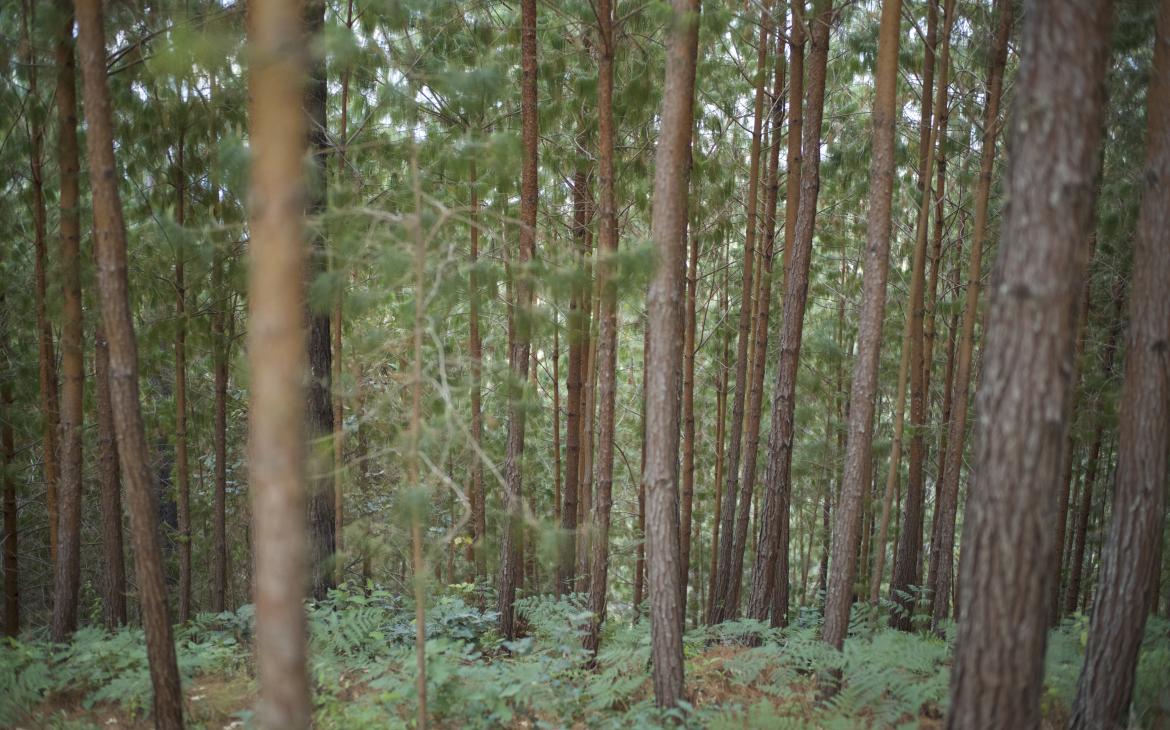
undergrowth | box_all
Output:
[2,585,1167,728]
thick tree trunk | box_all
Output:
[1071,28,1169,714]
[586,0,619,654]
[498,0,538,640]
[945,1,1113,726]
[889,0,954,631]
[51,0,84,643]
[76,0,184,724]
[246,0,313,725]
[643,0,699,707]
[816,0,901,647]
[926,0,1012,635]
[95,325,127,628]
[304,0,336,602]
[709,0,769,624]
[746,0,833,627]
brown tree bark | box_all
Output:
[561,162,592,593]
[50,0,85,643]
[76,0,184,723]
[815,0,901,648]
[304,0,336,602]
[174,132,192,623]
[633,324,649,615]
[927,0,1012,635]
[746,0,833,627]
[95,324,127,628]
[469,158,486,578]
[246,0,313,725]
[730,7,787,615]
[24,0,60,573]
[586,0,619,654]
[889,0,954,631]
[498,0,538,640]
[706,235,731,609]
[1071,13,1169,721]
[2,296,16,637]
[945,0,1113,726]
[643,0,699,706]
[709,0,769,624]
[211,251,229,613]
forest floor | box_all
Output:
[4,587,1168,729]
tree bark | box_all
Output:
[95,324,127,628]
[212,251,229,613]
[889,0,954,631]
[498,0,538,640]
[709,0,769,624]
[945,0,1113,726]
[926,0,1012,635]
[174,132,192,623]
[304,0,336,602]
[586,0,619,654]
[468,159,485,578]
[2,296,16,637]
[76,0,184,724]
[706,235,731,610]
[643,0,699,707]
[1071,11,1169,718]
[731,7,786,616]
[246,0,313,724]
[746,0,833,627]
[816,0,901,647]
[51,0,85,643]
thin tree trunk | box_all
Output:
[889,0,955,631]
[709,0,769,624]
[174,131,192,623]
[945,0,1113,725]
[730,7,786,615]
[576,293,600,594]
[643,0,699,706]
[76,0,184,723]
[633,324,649,614]
[212,252,230,613]
[409,157,430,730]
[51,0,84,643]
[498,0,538,640]
[817,0,901,647]
[2,296,16,637]
[95,325,127,628]
[926,0,1012,635]
[746,0,833,626]
[586,0,619,653]
[679,207,699,614]
[706,234,730,608]
[304,0,336,602]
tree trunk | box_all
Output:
[560,163,589,593]
[212,251,229,613]
[498,0,538,640]
[706,235,731,609]
[304,0,336,602]
[460,163,483,579]
[1070,30,1170,709]
[2,296,16,637]
[709,0,769,624]
[51,0,85,643]
[174,132,192,623]
[945,0,1113,725]
[643,0,700,707]
[95,325,127,628]
[76,0,184,724]
[746,0,833,627]
[678,216,698,613]
[586,0,619,654]
[816,0,901,648]
[633,324,649,615]
[731,7,786,615]
[576,293,600,594]
[926,0,1012,635]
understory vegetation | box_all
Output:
[4,589,1168,729]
